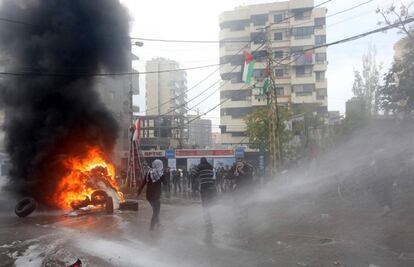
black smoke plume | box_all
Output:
[0,0,130,206]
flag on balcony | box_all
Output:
[304,51,313,63]
[242,51,255,84]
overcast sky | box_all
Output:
[122,0,405,131]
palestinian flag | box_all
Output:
[242,51,255,84]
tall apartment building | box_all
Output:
[219,0,328,146]
[188,116,213,148]
[146,58,188,116]
[144,58,188,149]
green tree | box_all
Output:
[245,107,292,159]
[379,43,414,115]
[351,44,382,115]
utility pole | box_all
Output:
[264,26,282,176]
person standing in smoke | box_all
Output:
[229,159,254,239]
[137,159,166,231]
[192,157,216,243]
[172,169,181,194]
[369,151,396,216]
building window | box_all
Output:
[1,163,9,176]
[274,32,283,40]
[293,9,312,21]
[274,51,284,58]
[220,89,252,101]
[253,50,268,62]
[275,68,284,77]
[251,14,267,26]
[274,67,290,77]
[274,14,284,23]
[315,35,326,45]
[316,88,328,96]
[253,69,266,81]
[293,84,315,96]
[232,132,247,137]
[220,107,252,118]
[317,88,327,99]
[291,26,314,39]
[276,87,284,96]
[314,17,326,29]
[251,31,266,44]
[315,71,325,81]
[295,66,312,77]
[315,53,327,63]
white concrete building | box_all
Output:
[219,0,328,146]
[188,116,213,148]
[145,58,187,117]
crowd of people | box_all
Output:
[153,162,256,198]
[137,157,256,238]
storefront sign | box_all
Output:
[175,149,234,158]
[165,149,175,159]
[142,150,165,158]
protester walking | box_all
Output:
[228,159,254,239]
[137,159,166,231]
[192,157,216,243]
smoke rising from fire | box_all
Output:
[0,0,130,206]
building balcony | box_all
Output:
[292,75,315,84]
[275,76,292,82]
[291,36,314,47]
[291,92,317,104]
[219,29,249,41]
[314,62,327,71]
[316,79,327,89]
[221,100,251,109]
[221,82,245,90]
[271,39,291,48]
[222,64,242,74]
[292,53,314,65]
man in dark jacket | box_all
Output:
[137,159,166,231]
[192,157,216,243]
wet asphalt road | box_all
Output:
[1,186,414,267]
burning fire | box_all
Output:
[54,146,123,209]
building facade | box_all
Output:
[219,0,328,146]
[137,115,188,150]
[188,116,213,148]
[145,58,187,117]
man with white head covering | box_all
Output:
[137,159,166,230]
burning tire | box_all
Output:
[71,196,91,210]
[91,190,108,205]
[105,197,113,214]
[15,197,37,217]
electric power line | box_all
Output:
[183,16,414,121]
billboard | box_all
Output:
[176,149,234,158]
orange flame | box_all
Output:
[54,146,123,209]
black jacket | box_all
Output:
[138,174,166,201]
